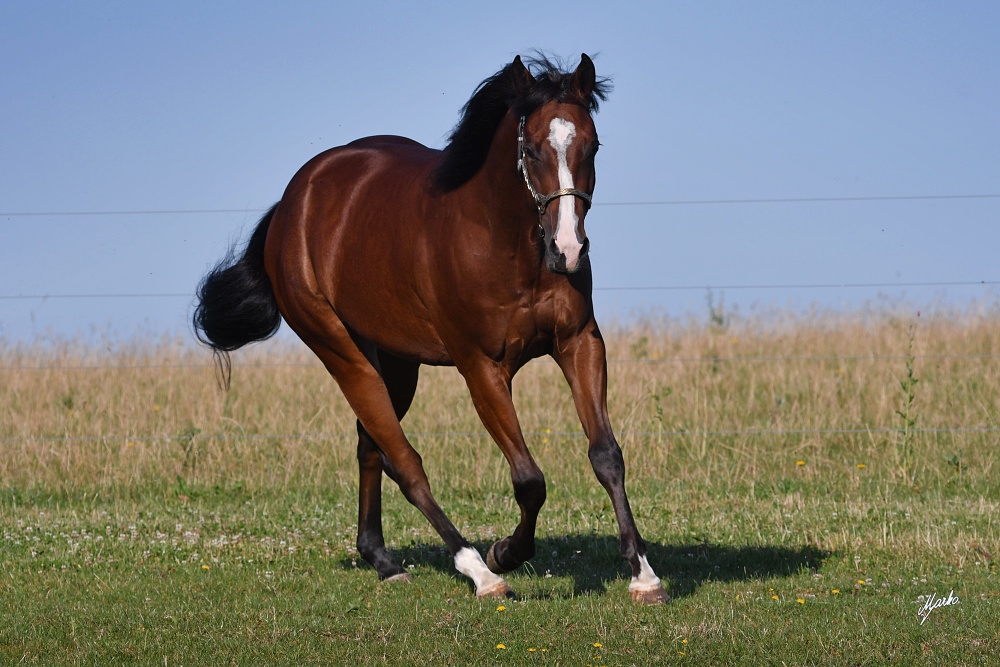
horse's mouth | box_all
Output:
[546,250,590,274]
[550,234,591,273]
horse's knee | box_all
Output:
[588,438,625,486]
[512,466,546,514]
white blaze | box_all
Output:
[547,118,584,270]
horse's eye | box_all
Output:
[524,145,540,161]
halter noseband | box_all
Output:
[517,116,593,222]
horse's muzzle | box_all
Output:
[546,236,590,274]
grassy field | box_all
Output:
[2,306,998,664]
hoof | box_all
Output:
[382,572,412,584]
[486,541,520,574]
[477,580,516,600]
[630,585,670,605]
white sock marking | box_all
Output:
[454,546,506,594]
[547,118,584,270]
[629,554,662,592]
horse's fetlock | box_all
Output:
[356,532,381,560]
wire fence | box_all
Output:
[4,352,1000,372]
[3,192,1000,217]
[4,194,998,447]
[3,279,999,301]
[3,425,999,446]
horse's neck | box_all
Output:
[472,114,541,254]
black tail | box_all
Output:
[193,203,282,384]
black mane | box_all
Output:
[431,55,611,193]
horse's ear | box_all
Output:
[511,55,535,94]
[572,53,596,97]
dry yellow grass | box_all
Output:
[5,306,998,666]
[2,305,998,494]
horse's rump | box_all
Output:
[265,136,451,362]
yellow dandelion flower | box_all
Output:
[528,648,536,653]
[496,643,506,650]
[496,605,506,612]
[202,565,210,570]
[771,595,779,600]
[540,649,547,653]
[832,589,840,594]
[796,598,805,604]
[679,651,685,656]
[857,463,866,469]
[857,580,865,585]
[154,405,161,412]
[796,460,805,466]
[682,639,688,644]
[593,642,602,648]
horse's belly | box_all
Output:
[333,286,453,366]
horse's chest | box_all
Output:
[494,296,570,367]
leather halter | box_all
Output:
[517,116,593,222]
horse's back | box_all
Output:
[281,135,432,193]
[272,132,438,240]
[345,134,429,151]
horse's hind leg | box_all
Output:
[292,317,512,598]
[355,350,419,582]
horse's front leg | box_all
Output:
[553,321,670,604]
[459,359,546,575]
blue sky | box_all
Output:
[2,1,999,343]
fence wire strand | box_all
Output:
[4,279,1000,300]
[2,425,998,446]
[5,352,1000,372]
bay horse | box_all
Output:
[194,54,667,604]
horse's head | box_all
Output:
[513,55,602,274]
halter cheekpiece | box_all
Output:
[517,116,593,228]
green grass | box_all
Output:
[2,308,999,663]
[3,474,997,664]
